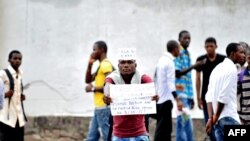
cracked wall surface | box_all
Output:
[0,0,249,117]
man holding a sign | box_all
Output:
[103,48,158,141]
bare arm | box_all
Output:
[207,102,213,121]
[213,102,224,123]
[85,53,96,83]
[85,72,112,93]
[85,64,94,83]
[93,86,104,93]
[176,60,205,78]
[103,81,113,105]
[206,102,214,134]
[175,66,194,78]
[196,71,202,109]
[205,78,214,134]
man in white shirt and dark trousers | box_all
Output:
[0,50,27,141]
[205,43,245,141]
[154,40,183,141]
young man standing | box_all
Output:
[237,47,250,125]
[85,41,113,141]
[205,43,245,141]
[0,50,27,141]
[154,40,183,141]
[195,37,225,124]
[103,48,158,141]
[174,30,204,141]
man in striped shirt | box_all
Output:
[237,46,250,125]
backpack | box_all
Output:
[4,69,27,121]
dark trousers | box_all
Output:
[0,121,24,141]
[154,100,173,141]
[107,114,113,141]
[202,99,209,125]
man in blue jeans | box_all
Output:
[85,41,113,141]
[174,30,204,141]
[205,43,245,141]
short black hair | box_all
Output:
[205,37,217,45]
[167,40,179,52]
[178,30,189,39]
[8,50,21,60]
[226,43,240,57]
[95,41,107,53]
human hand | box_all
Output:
[5,90,13,98]
[151,95,159,102]
[194,59,206,69]
[103,95,112,105]
[89,53,97,65]
[176,98,183,111]
[21,94,26,101]
[205,118,213,134]
[85,84,93,92]
[197,98,203,109]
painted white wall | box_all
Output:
[0,0,249,117]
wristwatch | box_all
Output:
[91,87,95,92]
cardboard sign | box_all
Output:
[110,83,156,115]
[118,48,136,60]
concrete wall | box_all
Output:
[0,0,249,117]
[24,117,206,141]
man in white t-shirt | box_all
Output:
[205,43,245,141]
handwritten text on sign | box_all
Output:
[110,83,156,115]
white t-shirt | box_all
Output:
[206,58,240,123]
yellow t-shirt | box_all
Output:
[94,59,113,107]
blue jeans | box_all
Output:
[213,117,240,141]
[112,135,150,141]
[176,98,194,141]
[85,107,111,141]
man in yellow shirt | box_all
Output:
[85,41,113,141]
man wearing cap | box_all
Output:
[103,48,158,141]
